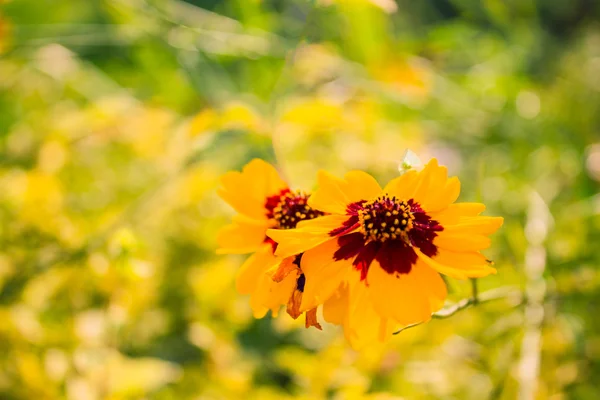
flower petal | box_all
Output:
[422,176,461,212]
[386,159,461,213]
[249,261,298,318]
[434,233,492,252]
[384,169,419,199]
[235,244,279,295]
[267,215,349,258]
[444,216,504,236]
[414,247,497,280]
[308,170,382,215]
[300,239,353,311]
[217,216,270,254]
[322,283,348,325]
[218,159,288,220]
[305,308,322,330]
[412,158,441,205]
[367,260,442,326]
[269,256,299,282]
[343,171,382,203]
[307,170,352,214]
[431,203,486,225]
[343,274,396,349]
[411,260,447,311]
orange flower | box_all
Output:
[267,158,503,348]
[217,159,325,329]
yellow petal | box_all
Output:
[443,216,504,236]
[367,261,444,326]
[250,263,298,317]
[308,170,382,214]
[267,215,349,258]
[235,245,279,295]
[307,170,351,214]
[218,159,288,220]
[383,169,419,199]
[414,247,496,280]
[250,273,279,317]
[343,275,395,350]
[342,171,382,203]
[322,283,348,326]
[412,158,440,205]
[216,216,270,254]
[434,233,491,252]
[300,238,353,311]
[410,260,448,311]
[422,176,461,212]
[431,203,486,225]
[385,159,462,213]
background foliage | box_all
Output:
[1,0,600,398]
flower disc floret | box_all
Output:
[358,195,415,242]
[267,189,324,230]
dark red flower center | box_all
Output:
[331,195,443,279]
[266,189,325,230]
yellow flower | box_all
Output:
[217,159,325,329]
[267,158,503,348]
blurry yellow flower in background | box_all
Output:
[321,0,398,14]
[188,102,265,137]
[268,158,503,348]
[217,159,326,329]
[188,108,219,137]
[220,102,265,133]
[371,57,433,103]
[280,97,345,134]
[6,170,65,235]
[121,107,175,159]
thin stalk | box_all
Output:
[393,286,521,335]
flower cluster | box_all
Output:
[217,157,503,349]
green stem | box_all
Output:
[471,278,479,305]
[393,286,521,335]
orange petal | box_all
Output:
[270,256,299,283]
[286,289,303,319]
[305,308,322,330]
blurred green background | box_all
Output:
[1,0,600,399]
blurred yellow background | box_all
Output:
[1,0,600,398]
